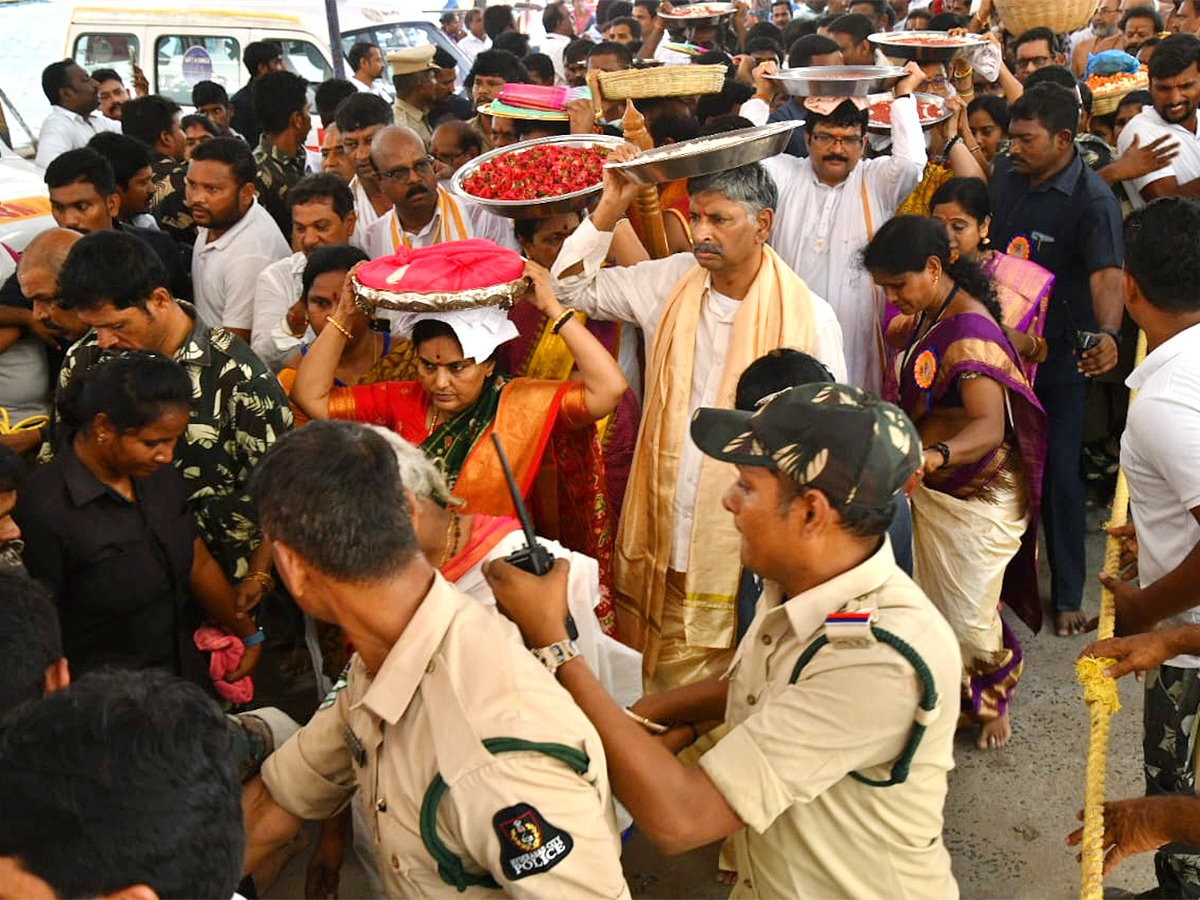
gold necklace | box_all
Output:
[437,513,462,567]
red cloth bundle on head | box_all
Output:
[498,83,571,111]
[355,238,525,294]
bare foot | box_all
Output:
[1055,609,1089,637]
[976,711,1012,750]
[716,871,738,886]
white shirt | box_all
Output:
[1116,107,1200,209]
[1122,322,1200,668]
[35,105,121,169]
[458,33,492,64]
[350,176,385,252]
[251,251,308,371]
[352,74,394,102]
[192,199,291,331]
[746,95,926,392]
[551,218,847,571]
[364,194,519,258]
[541,32,572,84]
[653,42,693,66]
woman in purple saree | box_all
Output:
[868,215,1046,751]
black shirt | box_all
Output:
[989,152,1123,385]
[230,82,263,149]
[429,93,476,128]
[117,222,192,301]
[13,444,202,679]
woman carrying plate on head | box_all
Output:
[291,239,629,628]
[868,214,1046,751]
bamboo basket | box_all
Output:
[596,64,727,100]
[993,0,1099,36]
[1091,78,1147,115]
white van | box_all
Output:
[65,0,472,110]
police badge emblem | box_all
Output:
[492,803,574,880]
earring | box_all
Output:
[934,272,941,287]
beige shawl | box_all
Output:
[614,244,818,673]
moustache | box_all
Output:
[406,185,431,199]
[693,242,723,256]
[823,154,850,164]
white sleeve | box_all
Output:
[472,205,520,252]
[808,293,848,383]
[221,252,281,331]
[251,264,301,371]
[34,115,73,169]
[867,95,927,211]
[1119,116,1179,197]
[550,218,692,332]
[740,96,770,127]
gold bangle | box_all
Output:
[326,315,353,340]
[244,570,275,593]
[551,307,577,335]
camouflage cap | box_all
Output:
[690,382,922,513]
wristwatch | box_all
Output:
[925,442,951,470]
[1099,327,1123,348]
[531,639,580,676]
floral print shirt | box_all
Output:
[51,304,293,579]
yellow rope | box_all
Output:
[1076,330,1147,899]
[0,408,48,434]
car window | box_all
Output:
[73,33,140,86]
[341,23,469,82]
[154,34,241,105]
[277,39,333,83]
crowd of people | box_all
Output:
[6,0,1200,896]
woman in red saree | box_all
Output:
[290,255,629,597]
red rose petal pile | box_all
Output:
[869,98,944,127]
[463,145,609,202]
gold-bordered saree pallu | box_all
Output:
[895,311,1047,723]
[615,246,818,675]
[328,375,619,635]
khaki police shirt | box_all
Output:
[392,97,433,146]
[699,539,962,899]
[261,574,630,899]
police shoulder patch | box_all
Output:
[492,803,574,881]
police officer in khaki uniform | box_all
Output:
[240,420,630,899]
[486,383,963,899]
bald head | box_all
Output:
[16,228,88,344]
[17,228,81,278]
[370,125,439,218]
[369,125,425,169]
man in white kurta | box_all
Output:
[363,125,517,257]
[552,159,846,692]
[742,67,926,392]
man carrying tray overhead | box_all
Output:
[741,61,928,393]
[363,125,518,258]
[551,141,846,692]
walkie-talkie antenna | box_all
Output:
[491,433,576,639]
[492,432,542,566]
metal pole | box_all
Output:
[325,0,346,78]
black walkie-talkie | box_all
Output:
[491,433,578,641]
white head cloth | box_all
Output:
[392,305,519,362]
